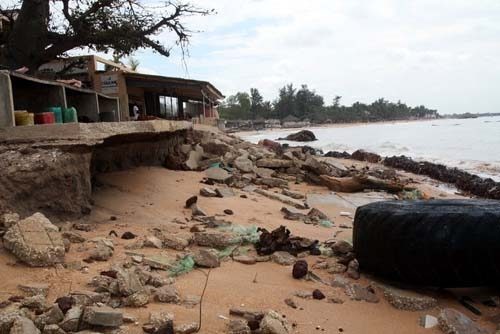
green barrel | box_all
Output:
[63,107,78,123]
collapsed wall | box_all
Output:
[0,121,190,220]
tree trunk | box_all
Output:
[3,0,50,70]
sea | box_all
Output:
[239,116,500,182]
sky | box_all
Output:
[128,0,500,114]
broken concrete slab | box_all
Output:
[254,189,308,210]
[3,212,65,267]
[438,308,490,334]
[205,167,232,184]
[234,156,254,173]
[215,186,235,198]
[200,187,218,197]
[193,249,220,268]
[17,283,49,297]
[255,167,275,179]
[82,306,123,327]
[380,284,437,311]
[281,189,305,199]
[154,285,180,304]
[194,232,241,249]
[256,159,294,169]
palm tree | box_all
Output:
[128,57,140,71]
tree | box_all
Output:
[218,92,251,120]
[128,57,140,71]
[249,88,264,119]
[274,84,296,119]
[295,84,324,118]
[0,0,213,72]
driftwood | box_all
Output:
[319,174,407,193]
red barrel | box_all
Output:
[34,112,55,125]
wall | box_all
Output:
[66,89,99,122]
[0,72,14,127]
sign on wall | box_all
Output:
[100,74,119,94]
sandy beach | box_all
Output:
[0,144,495,333]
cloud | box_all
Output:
[132,0,500,114]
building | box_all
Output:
[39,55,224,125]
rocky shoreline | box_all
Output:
[0,125,497,334]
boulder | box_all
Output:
[154,286,180,304]
[10,317,40,334]
[215,187,235,198]
[205,167,232,184]
[159,233,191,251]
[59,306,82,332]
[292,260,308,279]
[331,240,353,255]
[144,236,163,249]
[41,324,66,334]
[278,130,317,142]
[256,158,294,169]
[260,310,292,334]
[438,308,490,334]
[194,232,241,249]
[193,249,220,268]
[82,306,123,327]
[3,213,65,267]
[89,240,113,261]
[234,156,254,173]
[185,145,204,170]
[124,290,150,307]
[34,304,64,329]
[351,149,381,163]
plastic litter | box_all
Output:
[168,255,195,277]
[319,220,333,228]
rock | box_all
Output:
[381,285,437,311]
[55,296,74,313]
[190,204,207,217]
[224,209,234,215]
[10,317,40,334]
[73,223,92,232]
[147,311,174,333]
[280,207,307,221]
[142,255,174,271]
[82,306,123,327]
[229,308,264,322]
[254,178,288,188]
[34,304,64,329]
[234,156,254,173]
[17,284,49,297]
[194,232,241,249]
[312,289,326,300]
[345,284,379,303]
[116,267,144,296]
[3,213,65,267]
[302,156,343,177]
[271,251,296,266]
[181,295,201,308]
[155,286,180,304]
[21,295,48,312]
[159,234,191,251]
[292,260,308,279]
[144,236,163,249]
[89,240,113,261]
[351,149,381,163]
[200,188,218,197]
[284,298,298,309]
[174,322,198,334]
[42,324,66,334]
[331,240,353,255]
[233,255,256,265]
[121,231,136,240]
[185,145,204,170]
[193,249,220,268]
[185,196,198,209]
[438,308,490,334]
[307,208,328,220]
[255,168,275,179]
[256,159,294,169]
[278,130,317,142]
[227,319,251,334]
[215,187,235,198]
[62,231,86,243]
[1,212,20,229]
[254,189,308,209]
[124,290,150,307]
[59,306,82,332]
[281,189,304,199]
[326,261,347,274]
[420,315,439,329]
[0,311,19,333]
[346,259,360,279]
[205,167,232,184]
[258,139,282,152]
[260,310,291,334]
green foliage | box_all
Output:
[219,84,439,123]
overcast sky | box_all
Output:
[132,0,500,114]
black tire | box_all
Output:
[353,200,500,287]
